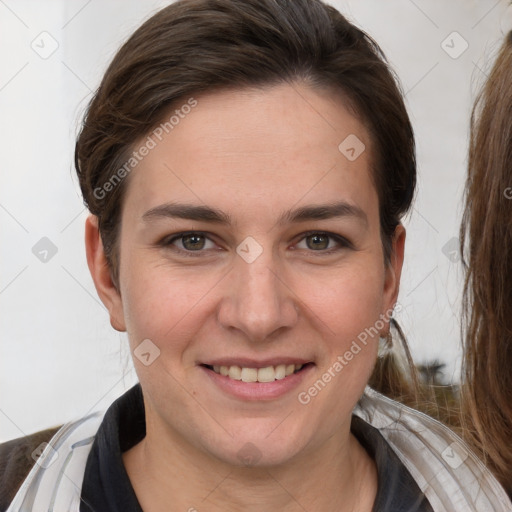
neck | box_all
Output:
[123,415,377,512]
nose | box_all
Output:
[217,252,299,343]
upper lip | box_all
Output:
[201,357,313,368]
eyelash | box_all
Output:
[160,230,352,257]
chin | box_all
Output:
[218,441,301,468]
[202,420,309,468]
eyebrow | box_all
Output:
[141,201,368,227]
[142,203,232,224]
[279,202,368,227]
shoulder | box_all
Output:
[355,387,512,512]
[0,427,61,512]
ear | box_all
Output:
[382,224,406,317]
[85,215,126,332]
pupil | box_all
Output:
[183,234,205,250]
[307,234,328,250]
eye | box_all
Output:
[295,231,350,252]
[165,232,217,252]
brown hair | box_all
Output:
[74,0,418,400]
[74,0,415,286]
[460,31,512,495]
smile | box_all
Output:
[207,363,304,383]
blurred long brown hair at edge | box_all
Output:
[460,30,512,497]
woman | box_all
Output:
[1,0,510,510]
[460,29,512,498]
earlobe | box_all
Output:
[85,215,126,332]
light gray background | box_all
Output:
[1,0,510,442]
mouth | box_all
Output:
[200,359,315,400]
[201,362,312,383]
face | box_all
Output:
[88,83,404,468]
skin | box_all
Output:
[86,82,405,512]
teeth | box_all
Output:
[257,366,275,383]
[228,366,242,380]
[275,364,286,380]
[212,363,304,382]
[241,367,258,382]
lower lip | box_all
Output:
[201,364,314,401]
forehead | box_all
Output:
[122,83,377,224]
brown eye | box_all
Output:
[163,231,218,254]
[305,233,330,250]
[181,233,206,250]
[294,231,350,253]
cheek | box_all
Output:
[119,257,221,353]
[291,266,385,439]
[297,263,385,346]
